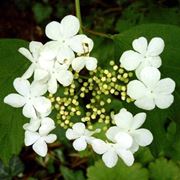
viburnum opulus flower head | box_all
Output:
[127,67,176,110]
[120,37,164,78]
[4,78,51,118]
[66,122,100,151]
[107,108,153,153]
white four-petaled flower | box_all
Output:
[24,118,57,156]
[66,122,100,151]
[4,78,51,118]
[120,37,164,78]
[127,67,175,110]
[107,108,153,153]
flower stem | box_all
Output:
[75,0,83,34]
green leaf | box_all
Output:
[113,24,180,158]
[60,166,85,180]
[87,160,149,180]
[0,39,29,164]
[8,155,24,177]
[149,158,180,180]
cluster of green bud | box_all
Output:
[49,60,133,130]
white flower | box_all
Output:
[107,108,153,153]
[127,67,175,110]
[18,41,43,79]
[91,132,134,168]
[72,56,97,72]
[25,118,57,157]
[4,78,51,118]
[66,122,100,151]
[35,60,73,94]
[40,15,93,60]
[120,37,164,77]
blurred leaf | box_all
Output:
[32,3,52,23]
[60,166,85,180]
[0,39,29,164]
[0,160,9,180]
[8,155,24,177]
[149,158,180,180]
[87,160,149,180]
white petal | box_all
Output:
[48,77,58,94]
[127,80,147,100]
[23,119,41,132]
[132,37,148,55]
[102,150,118,168]
[69,35,94,54]
[85,57,97,71]
[106,126,121,142]
[4,94,25,108]
[131,112,146,130]
[91,139,108,154]
[23,103,37,118]
[39,118,55,135]
[57,70,73,86]
[115,132,133,149]
[45,21,62,40]
[129,141,139,153]
[154,78,175,95]
[140,67,160,89]
[34,69,49,81]
[30,81,47,96]
[56,47,75,66]
[24,131,40,146]
[147,56,162,68]
[135,97,155,110]
[155,94,174,109]
[22,64,35,79]
[13,78,30,96]
[66,129,80,140]
[29,41,43,59]
[113,108,133,129]
[72,57,86,72]
[72,122,85,134]
[32,138,48,157]
[73,137,87,151]
[44,134,57,143]
[119,50,142,71]
[40,41,60,61]
[18,47,33,62]
[132,128,153,146]
[116,148,134,166]
[147,37,165,56]
[61,15,80,38]
[33,97,51,114]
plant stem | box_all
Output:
[75,0,83,34]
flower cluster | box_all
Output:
[120,37,176,110]
[3,15,176,168]
[66,109,153,168]
[4,15,97,156]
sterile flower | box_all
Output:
[66,122,100,151]
[4,78,51,118]
[18,41,43,79]
[127,67,175,110]
[120,37,164,77]
[40,15,93,60]
[91,132,134,168]
[107,108,153,153]
[24,118,57,156]
[72,56,97,72]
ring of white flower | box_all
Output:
[4,15,175,168]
